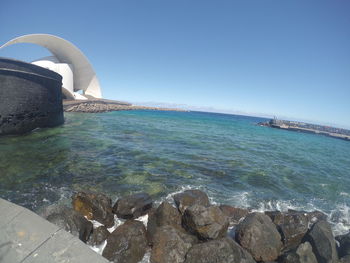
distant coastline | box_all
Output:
[259,118,350,141]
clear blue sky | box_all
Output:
[1,1,349,128]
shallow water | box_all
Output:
[0,110,349,235]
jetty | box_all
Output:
[0,198,108,263]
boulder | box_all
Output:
[102,220,147,263]
[150,225,196,263]
[147,201,183,244]
[182,204,229,240]
[235,212,282,262]
[87,226,110,246]
[265,210,309,250]
[184,237,255,263]
[219,205,250,225]
[304,210,328,223]
[41,204,93,243]
[304,220,338,263]
[336,232,350,258]
[279,242,317,263]
[173,189,210,214]
[112,192,153,219]
[72,191,114,228]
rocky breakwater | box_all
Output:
[0,57,64,135]
[40,189,349,263]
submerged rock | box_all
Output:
[304,220,338,263]
[102,220,147,263]
[182,204,229,240]
[173,189,210,214]
[184,237,255,263]
[87,226,110,246]
[72,191,114,228]
[219,205,250,226]
[41,204,93,243]
[336,232,350,258]
[235,212,282,262]
[112,192,153,219]
[279,242,317,263]
[150,225,196,263]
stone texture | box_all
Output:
[112,192,153,219]
[72,191,114,228]
[279,242,317,263]
[173,189,210,214]
[219,205,250,225]
[0,58,64,135]
[102,220,147,263]
[304,220,338,263]
[235,212,282,262]
[150,225,196,263]
[336,232,350,258]
[87,226,110,246]
[182,204,229,240]
[340,255,350,263]
[184,237,255,263]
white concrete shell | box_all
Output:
[0,34,102,99]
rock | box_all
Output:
[102,220,147,263]
[336,232,350,258]
[266,210,309,250]
[112,192,153,219]
[87,226,110,246]
[219,205,250,225]
[150,225,196,263]
[184,237,255,263]
[72,192,114,228]
[182,204,229,240]
[173,189,210,214]
[340,255,350,263]
[147,201,183,244]
[279,242,317,263]
[41,204,93,242]
[305,210,328,223]
[235,212,282,262]
[304,220,338,263]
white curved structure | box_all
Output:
[0,34,102,100]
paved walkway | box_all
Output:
[0,198,109,263]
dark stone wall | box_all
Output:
[0,58,64,135]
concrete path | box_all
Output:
[0,198,109,263]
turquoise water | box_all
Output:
[0,110,349,234]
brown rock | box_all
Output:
[219,205,250,225]
[87,226,110,246]
[173,190,210,214]
[112,192,153,219]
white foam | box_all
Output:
[137,214,149,227]
[139,250,151,263]
[89,240,107,255]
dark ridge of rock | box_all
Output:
[336,232,350,258]
[147,201,183,244]
[182,204,229,240]
[41,204,93,243]
[150,225,196,263]
[219,205,250,226]
[236,212,283,262]
[72,191,114,228]
[184,237,255,263]
[173,189,210,214]
[102,220,147,263]
[0,57,64,135]
[265,210,309,250]
[304,220,338,263]
[112,192,153,219]
[303,210,328,223]
[279,242,317,263]
[87,226,110,246]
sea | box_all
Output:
[0,110,349,239]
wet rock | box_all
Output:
[184,237,255,263]
[219,205,250,225]
[147,201,183,244]
[112,192,153,219]
[265,210,309,250]
[87,226,110,246]
[72,191,114,228]
[150,225,196,263]
[173,189,210,214]
[182,204,229,240]
[236,212,282,262]
[304,210,328,223]
[340,255,350,263]
[279,242,317,263]
[102,220,147,263]
[41,204,93,243]
[304,220,338,263]
[336,232,350,258]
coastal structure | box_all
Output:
[0,34,102,100]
